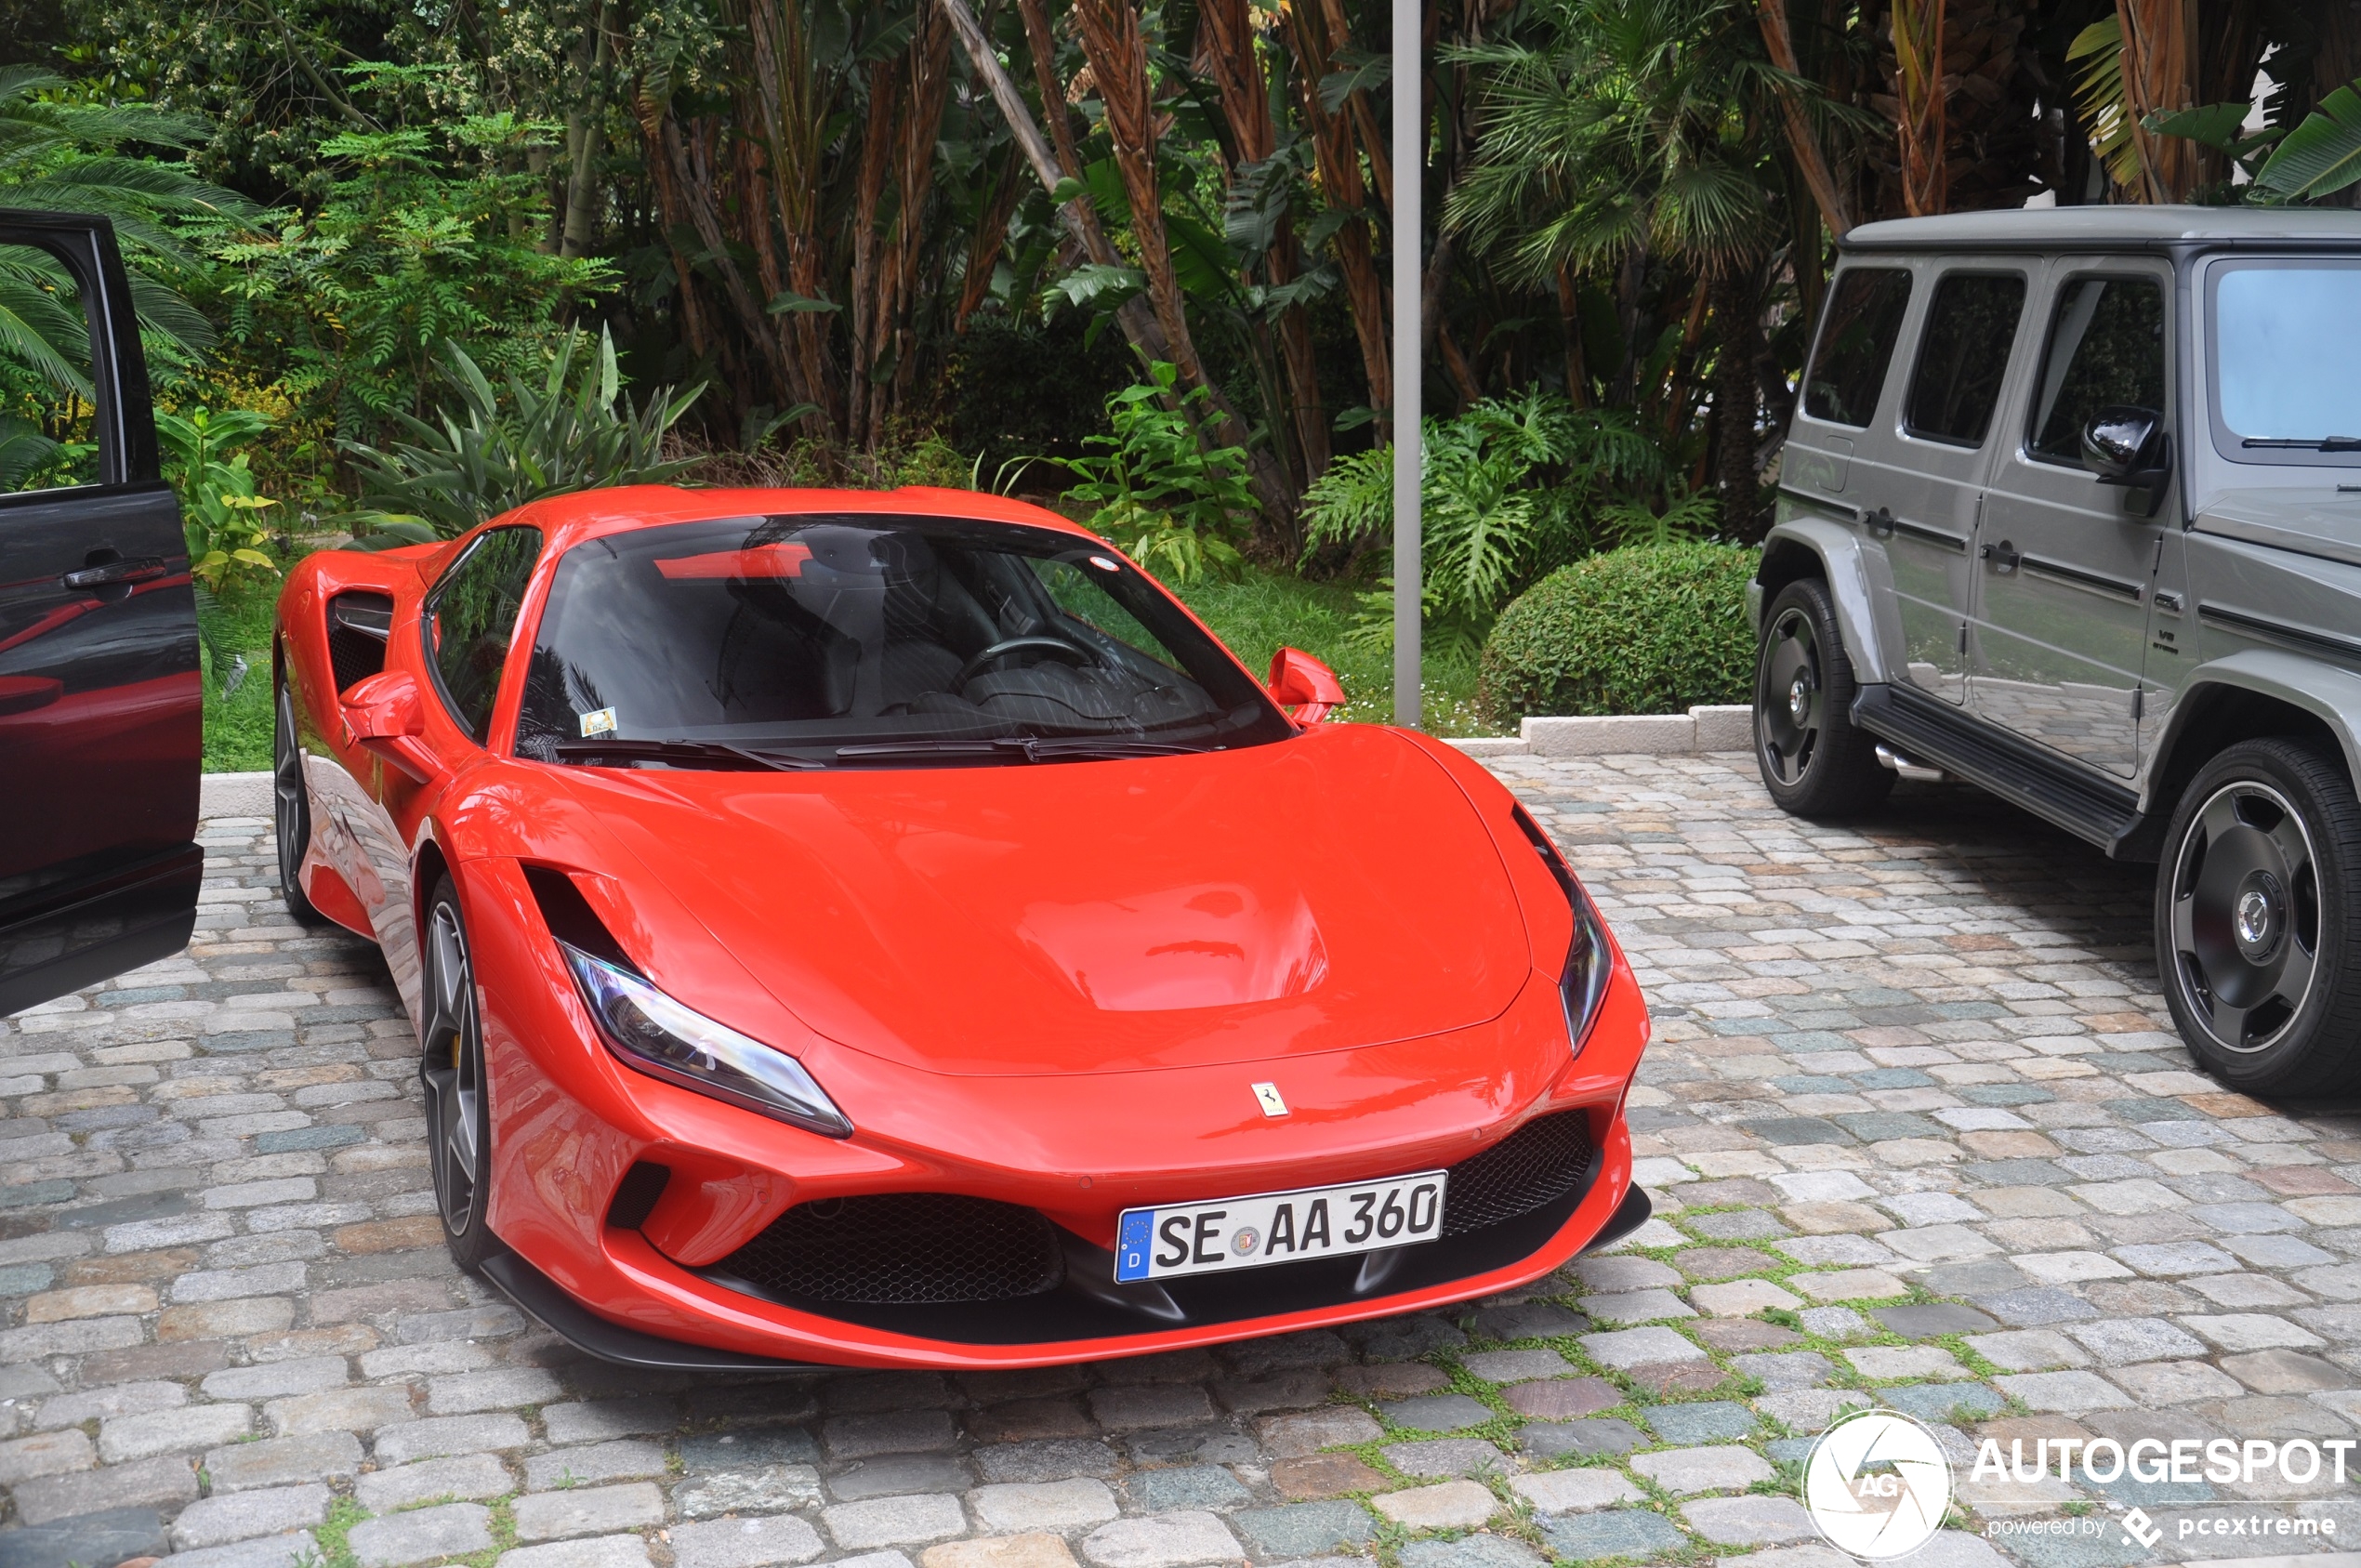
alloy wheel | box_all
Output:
[1758,606,1823,787]
[2168,780,2322,1053]
[421,902,487,1233]
[274,684,308,894]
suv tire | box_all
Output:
[1753,579,1893,819]
[2157,738,2361,1098]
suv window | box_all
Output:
[1905,272,2025,446]
[2027,276,2165,465]
[1803,269,1911,427]
[429,526,543,742]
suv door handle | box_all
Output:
[60,557,167,591]
[1864,507,1895,538]
[1979,540,2020,573]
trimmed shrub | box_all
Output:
[1478,541,1757,721]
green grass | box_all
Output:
[1172,568,1496,736]
[198,563,1503,771]
[200,578,281,773]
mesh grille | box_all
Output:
[1442,1111,1594,1235]
[717,1192,1064,1305]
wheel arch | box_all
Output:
[2147,652,2361,825]
[1754,519,1893,685]
[413,830,455,967]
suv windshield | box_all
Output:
[514,514,1292,767]
[2213,262,2361,455]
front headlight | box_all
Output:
[1511,807,1614,1054]
[560,942,853,1138]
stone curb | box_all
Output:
[201,705,1756,810]
[1444,705,1752,759]
[201,771,273,819]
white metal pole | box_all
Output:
[1391,0,1422,729]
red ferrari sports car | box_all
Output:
[272,486,1652,1371]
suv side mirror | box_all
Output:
[341,670,441,783]
[2081,404,2171,517]
[1267,647,1345,726]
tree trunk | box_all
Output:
[1280,0,1391,433]
[1711,269,1766,543]
[1071,0,1289,518]
[561,2,615,260]
[1891,0,1948,214]
[2117,0,2201,202]
[1755,0,1852,236]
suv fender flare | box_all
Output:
[1751,518,1894,687]
[2145,650,2361,815]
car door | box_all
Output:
[0,211,199,1016]
[1968,262,2171,779]
[1859,266,2030,705]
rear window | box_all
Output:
[1906,272,2025,447]
[1803,269,1911,427]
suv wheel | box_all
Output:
[2158,739,2361,1097]
[1753,579,1893,818]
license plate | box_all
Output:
[1114,1171,1448,1282]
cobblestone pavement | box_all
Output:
[0,751,2356,1568]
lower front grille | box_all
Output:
[1442,1110,1595,1234]
[712,1192,1064,1305]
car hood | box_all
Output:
[551,725,1532,1075]
[2196,488,2361,570]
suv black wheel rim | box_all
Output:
[2170,780,2321,1053]
[1759,606,1823,786]
[274,685,306,892]
[421,903,485,1232]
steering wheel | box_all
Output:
[955,635,1100,690]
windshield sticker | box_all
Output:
[579,707,618,738]
[654,542,814,580]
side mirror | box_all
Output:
[1267,647,1345,726]
[340,671,440,783]
[2081,405,2171,517]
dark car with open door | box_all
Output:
[0,210,202,1014]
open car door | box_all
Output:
[0,209,201,1014]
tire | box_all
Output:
[273,675,328,926]
[2156,738,2361,1098]
[1753,578,1893,819]
[420,876,501,1270]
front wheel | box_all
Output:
[421,876,500,1270]
[1753,579,1893,819]
[2157,739,2361,1098]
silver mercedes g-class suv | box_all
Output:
[1752,206,2361,1097]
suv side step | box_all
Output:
[1853,683,2146,855]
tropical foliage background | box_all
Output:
[6,0,2361,758]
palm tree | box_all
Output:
[0,65,250,396]
[1444,0,1790,534]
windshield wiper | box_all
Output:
[832,736,1204,766]
[551,738,820,771]
[2241,436,2361,451]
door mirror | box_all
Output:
[2080,405,2171,517]
[341,671,440,782]
[1266,647,1345,726]
[2080,405,2163,479]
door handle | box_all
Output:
[61,557,168,591]
[1979,540,2020,574]
[1864,507,1895,539]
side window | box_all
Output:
[429,527,543,742]
[1905,272,2026,446]
[0,243,100,493]
[2026,276,2166,465]
[1802,269,1912,427]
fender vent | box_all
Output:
[1442,1111,1594,1235]
[713,1193,1064,1305]
[522,865,636,972]
[327,592,394,694]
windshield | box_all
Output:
[514,514,1293,767]
[2212,262,2361,459]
